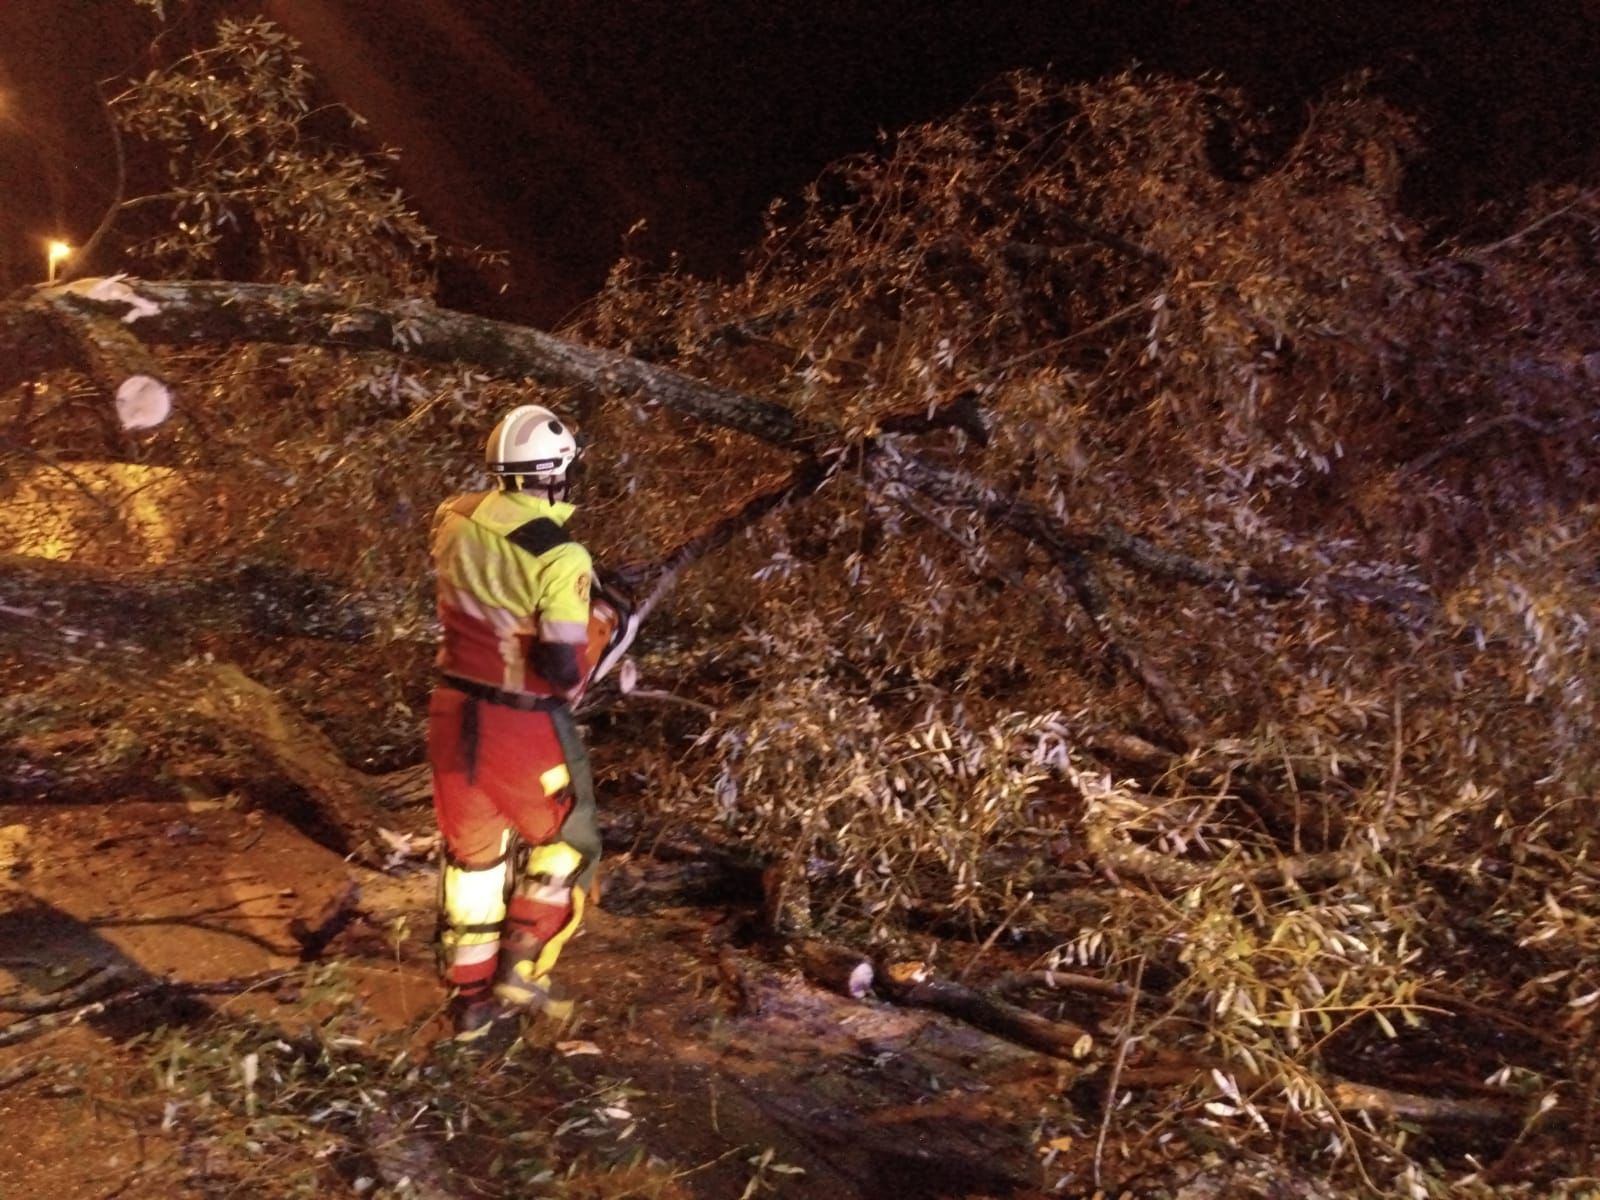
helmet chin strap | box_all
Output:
[499,473,570,503]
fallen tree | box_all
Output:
[5,30,1599,1195]
[2,274,1433,752]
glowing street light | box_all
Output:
[46,239,72,283]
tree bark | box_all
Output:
[3,278,1424,614]
[0,554,377,657]
[0,970,295,1048]
[1112,1059,1525,1127]
[177,662,390,865]
[12,280,826,450]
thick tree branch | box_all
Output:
[15,279,826,450]
[0,554,377,654]
[622,458,832,624]
[40,297,172,429]
[0,970,296,1048]
[3,277,1398,610]
[867,445,1207,741]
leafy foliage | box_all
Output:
[113,17,442,296]
[128,967,677,1198]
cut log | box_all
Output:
[875,961,1093,1059]
[1326,1079,1521,1127]
[793,940,875,999]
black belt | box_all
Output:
[440,674,567,712]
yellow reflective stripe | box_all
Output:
[524,840,583,878]
[538,763,572,797]
[531,884,586,980]
[443,861,509,927]
[494,966,550,1007]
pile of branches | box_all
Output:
[565,70,1600,1194]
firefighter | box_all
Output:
[427,403,618,1041]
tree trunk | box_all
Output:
[0,554,377,656]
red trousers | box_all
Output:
[427,687,573,866]
[429,686,597,1001]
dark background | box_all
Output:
[3,0,1598,326]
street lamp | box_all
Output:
[46,239,72,283]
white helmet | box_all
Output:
[485,404,578,485]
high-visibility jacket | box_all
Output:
[430,489,593,697]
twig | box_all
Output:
[1326,1080,1523,1127]
[957,889,1033,983]
[1093,955,1144,1187]
[1382,690,1403,825]
[992,969,1142,1005]
[991,288,1166,372]
[584,461,831,692]
[614,686,715,713]
[1398,411,1593,479]
[0,964,129,1014]
[64,81,127,280]
[1114,1057,1526,1127]
[0,1055,50,1090]
[1460,186,1600,261]
[0,969,297,1048]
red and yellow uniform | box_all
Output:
[427,488,610,1021]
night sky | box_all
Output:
[3,1,1598,325]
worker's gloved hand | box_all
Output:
[592,575,634,628]
[530,639,584,695]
